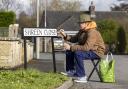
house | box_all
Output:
[40,11,128,31]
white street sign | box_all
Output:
[24,28,57,36]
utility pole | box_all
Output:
[44,0,47,28]
[36,0,40,59]
[44,0,47,52]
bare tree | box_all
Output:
[18,11,36,27]
[111,0,128,12]
[0,0,23,13]
[0,0,13,11]
[27,0,37,16]
[111,3,128,12]
[48,0,81,11]
[61,1,81,11]
[26,0,44,27]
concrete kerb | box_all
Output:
[56,78,73,89]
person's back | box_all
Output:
[87,28,105,58]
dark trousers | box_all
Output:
[66,50,100,77]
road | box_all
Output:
[27,53,128,89]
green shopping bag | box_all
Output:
[99,52,115,83]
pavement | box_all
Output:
[26,52,128,89]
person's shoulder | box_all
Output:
[88,29,97,33]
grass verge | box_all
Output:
[0,68,68,89]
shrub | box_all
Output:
[0,11,16,27]
[97,19,119,44]
[97,19,120,53]
[97,19,127,54]
[116,26,126,54]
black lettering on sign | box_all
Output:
[24,30,29,36]
[44,30,48,35]
[39,29,43,35]
[44,29,56,36]
[30,29,35,35]
[52,30,56,35]
[24,28,57,36]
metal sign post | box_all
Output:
[23,28,57,72]
[24,37,27,69]
[51,37,56,72]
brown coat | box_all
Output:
[65,29,105,58]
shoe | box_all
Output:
[74,76,87,83]
[71,76,79,80]
[61,72,78,80]
[60,72,68,76]
[60,70,75,77]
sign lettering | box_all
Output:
[24,28,57,36]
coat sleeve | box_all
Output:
[70,30,97,51]
[64,32,80,43]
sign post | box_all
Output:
[24,37,27,69]
[23,28,57,72]
[51,37,56,72]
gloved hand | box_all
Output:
[58,29,66,38]
[64,43,70,50]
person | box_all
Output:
[59,14,105,83]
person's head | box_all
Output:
[79,14,97,31]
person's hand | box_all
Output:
[58,29,66,38]
[64,43,70,50]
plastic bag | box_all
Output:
[99,52,115,83]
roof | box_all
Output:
[40,11,128,31]
[95,11,128,21]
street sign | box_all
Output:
[23,28,57,37]
[23,28,58,72]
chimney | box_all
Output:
[89,1,96,18]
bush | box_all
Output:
[116,26,126,54]
[0,69,68,89]
[97,19,127,54]
[97,19,119,44]
[126,32,128,54]
[97,19,120,53]
[0,11,16,27]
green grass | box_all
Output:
[0,69,68,89]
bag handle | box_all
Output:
[106,52,113,62]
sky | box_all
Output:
[21,0,125,11]
[78,0,124,11]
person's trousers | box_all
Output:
[66,50,100,77]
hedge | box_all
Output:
[97,19,119,44]
[116,26,127,54]
[0,11,16,27]
[97,19,127,54]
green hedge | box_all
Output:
[97,19,127,54]
[117,26,127,54]
[126,32,128,53]
[0,11,16,27]
[97,19,119,44]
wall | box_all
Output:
[0,37,33,68]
